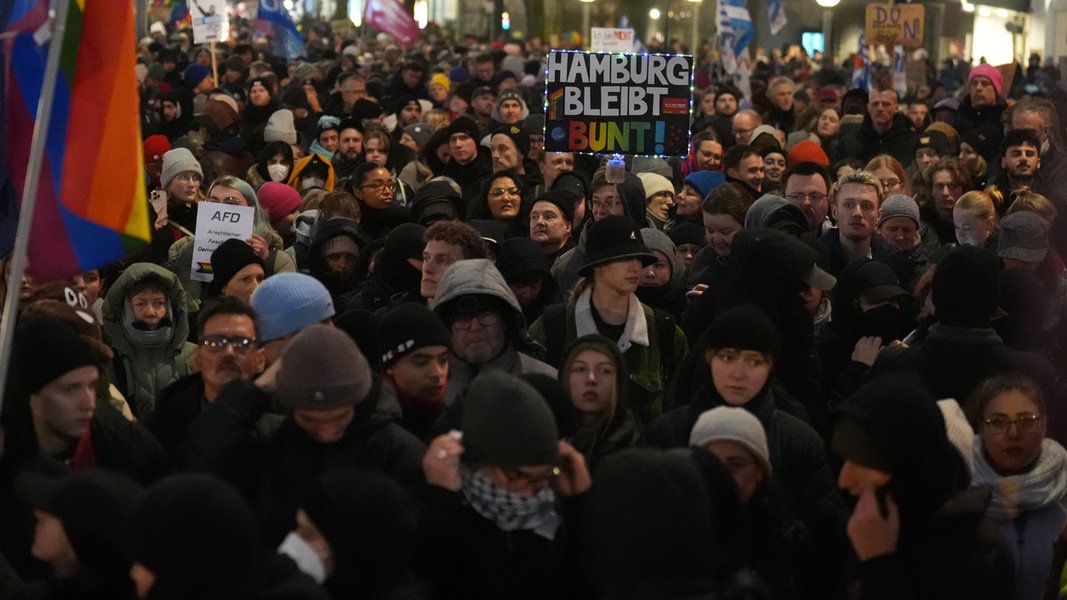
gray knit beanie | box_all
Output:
[160,148,203,190]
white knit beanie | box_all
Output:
[264,109,298,145]
[636,172,675,201]
[160,148,203,190]
[690,406,772,474]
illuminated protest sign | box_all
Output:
[544,50,694,156]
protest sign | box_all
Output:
[190,202,255,282]
[591,28,637,52]
[544,50,693,156]
[191,0,229,43]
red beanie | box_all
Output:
[143,135,172,164]
[787,140,830,167]
[257,182,302,223]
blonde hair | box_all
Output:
[954,190,998,226]
[1006,189,1057,223]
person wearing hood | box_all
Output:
[418,371,591,600]
[13,470,145,600]
[245,140,295,190]
[645,305,849,600]
[342,222,425,314]
[279,468,428,599]
[832,372,1013,600]
[240,77,281,157]
[744,193,809,237]
[156,89,196,143]
[530,216,689,427]
[198,95,255,184]
[126,473,329,600]
[102,263,198,421]
[637,228,687,319]
[559,335,639,471]
[430,259,558,422]
[306,215,368,304]
[496,237,560,326]
[182,324,425,545]
[287,152,336,192]
[12,316,170,485]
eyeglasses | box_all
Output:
[175,172,203,183]
[361,179,396,192]
[200,335,257,354]
[879,178,902,191]
[452,310,500,330]
[489,187,521,197]
[983,414,1043,434]
[785,192,828,203]
[502,466,560,489]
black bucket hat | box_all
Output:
[578,215,656,276]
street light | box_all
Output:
[815,0,839,65]
[581,0,595,50]
[649,7,660,44]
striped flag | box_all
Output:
[851,31,873,91]
[255,0,304,60]
[717,0,753,62]
[768,0,787,36]
[3,0,151,282]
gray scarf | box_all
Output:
[972,437,1067,520]
[121,299,175,349]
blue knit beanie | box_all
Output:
[182,63,211,90]
[250,273,335,342]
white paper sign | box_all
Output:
[191,0,229,43]
[190,202,255,282]
[590,28,637,53]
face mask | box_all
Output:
[301,176,325,190]
[268,164,290,182]
[460,469,556,532]
[277,531,327,584]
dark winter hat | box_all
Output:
[998,211,1049,263]
[532,190,575,223]
[704,305,782,359]
[12,316,102,394]
[492,124,530,157]
[127,474,261,597]
[280,84,311,110]
[378,303,452,367]
[203,97,240,130]
[961,126,998,160]
[209,238,265,296]
[667,222,708,248]
[350,98,384,122]
[578,215,657,276]
[496,237,554,285]
[182,63,210,89]
[403,123,434,149]
[446,116,480,141]
[731,228,837,291]
[550,170,589,201]
[931,246,1000,326]
[19,470,144,572]
[852,260,908,303]
[250,272,336,342]
[878,194,920,227]
[379,222,428,292]
[914,130,951,158]
[277,324,374,409]
[411,178,464,225]
[461,370,560,467]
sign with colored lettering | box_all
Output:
[191,202,255,282]
[590,28,637,52]
[544,50,693,156]
[865,3,924,48]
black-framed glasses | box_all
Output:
[200,335,257,354]
[983,414,1043,434]
[452,311,500,330]
[361,179,396,192]
[785,192,828,203]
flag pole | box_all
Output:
[0,0,72,412]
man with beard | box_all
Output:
[332,119,365,189]
[782,161,832,235]
[148,297,266,464]
[993,128,1041,194]
[818,170,915,290]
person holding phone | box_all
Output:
[832,372,1014,600]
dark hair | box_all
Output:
[967,373,1045,429]
[701,183,748,224]
[424,220,489,259]
[691,130,721,147]
[1000,128,1042,157]
[319,191,361,221]
[468,169,526,222]
[196,296,259,340]
[723,144,759,171]
[127,276,167,300]
[781,161,831,193]
[256,141,294,182]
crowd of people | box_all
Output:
[1,15,1067,600]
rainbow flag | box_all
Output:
[3,0,151,283]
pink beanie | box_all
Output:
[257,182,302,223]
[968,63,1002,97]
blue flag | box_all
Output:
[851,31,872,91]
[717,0,753,59]
[255,0,304,60]
[767,0,787,36]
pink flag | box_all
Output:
[364,0,419,47]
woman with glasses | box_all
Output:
[971,374,1066,600]
[865,154,911,198]
[349,162,410,241]
[466,169,530,240]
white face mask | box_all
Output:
[268,164,290,182]
[277,531,327,584]
[301,176,325,190]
